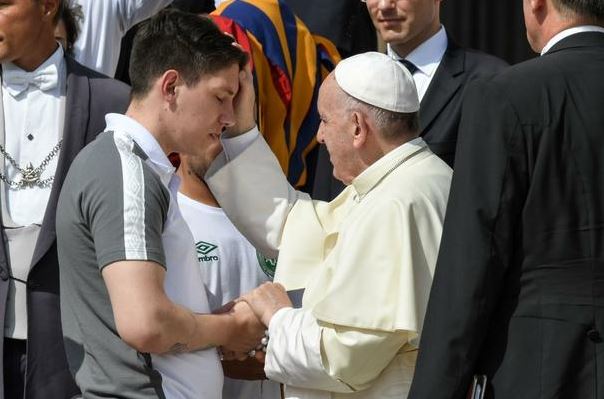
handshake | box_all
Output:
[215,282,292,366]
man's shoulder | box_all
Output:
[476,53,564,97]
[446,41,509,76]
[376,147,452,208]
[68,131,123,176]
[67,131,169,202]
[65,56,130,100]
[75,131,150,170]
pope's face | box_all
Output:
[365,0,441,50]
[316,76,360,185]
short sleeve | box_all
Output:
[80,137,170,270]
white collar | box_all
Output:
[104,113,175,181]
[541,25,604,55]
[388,26,448,77]
[351,137,426,198]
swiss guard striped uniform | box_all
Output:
[212,0,341,189]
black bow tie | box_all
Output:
[399,59,418,75]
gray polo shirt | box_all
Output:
[57,114,221,399]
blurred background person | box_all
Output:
[312,0,507,201]
[212,0,341,192]
[54,1,83,55]
[71,0,173,76]
[0,0,130,398]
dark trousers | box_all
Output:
[3,338,26,399]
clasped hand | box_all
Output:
[217,282,293,362]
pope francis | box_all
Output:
[205,52,452,398]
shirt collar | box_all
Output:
[388,26,448,78]
[541,25,604,55]
[1,44,65,90]
[351,137,427,199]
[104,113,176,184]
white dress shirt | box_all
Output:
[1,45,66,226]
[388,26,448,101]
[541,25,604,55]
[73,0,174,76]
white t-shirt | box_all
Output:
[177,192,280,399]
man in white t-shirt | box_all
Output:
[177,153,281,399]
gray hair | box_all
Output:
[553,0,604,21]
[342,94,419,141]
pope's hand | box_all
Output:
[224,62,256,138]
[242,282,292,327]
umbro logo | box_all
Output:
[196,241,217,255]
[195,241,219,262]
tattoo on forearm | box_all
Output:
[169,343,189,354]
[168,342,215,354]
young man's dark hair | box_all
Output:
[129,9,248,99]
[171,0,216,14]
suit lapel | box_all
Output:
[419,40,464,134]
[31,58,90,267]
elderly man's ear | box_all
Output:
[352,111,369,149]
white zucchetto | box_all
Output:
[335,51,420,113]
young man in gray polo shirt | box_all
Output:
[56,10,264,398]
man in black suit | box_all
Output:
[0,1,130,398]
[408,0,604,398]
[313,0,507,200]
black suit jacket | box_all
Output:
[312,39,508,201]
[0,57,130,399]
[408,32,604,399]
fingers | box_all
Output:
[222,301,265,353]
[240,283,292,326]
[212,300,236,314]
[254,350,266,363]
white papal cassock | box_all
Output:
[205,128,452,399]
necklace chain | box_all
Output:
[0,140,63,189]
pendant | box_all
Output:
[21,163,41,187]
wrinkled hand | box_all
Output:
[242,282,292,327]
[224,62,256,137]
[222,301,265,355]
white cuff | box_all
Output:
[220,126,260,162]
[265,308,351,392]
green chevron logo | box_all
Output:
[196,241,219,262]
[196,241,217,255]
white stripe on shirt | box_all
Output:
[114,133,148,259]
